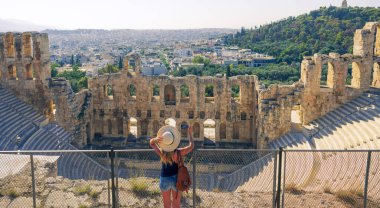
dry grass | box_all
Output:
[323,186,332,194]
[130,177,160,197]
[335,189,363,207]
[74,184,92,196]
[2,189,20,199]
[284,183,305,195]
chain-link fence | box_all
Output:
[0,149,379,208]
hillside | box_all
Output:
[224,6,380,63]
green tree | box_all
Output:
[98,64,120,75]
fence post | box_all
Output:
[363,151,372,208]
[192,149,197,208]
[109,148,117,208]
[272,150,278,208]
[281,151,287,208]
[275,148,283,208]
[30,154,37,208]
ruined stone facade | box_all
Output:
[0,22,379,149]
[0,32,53,120]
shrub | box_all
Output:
[284,183,304,195]
[130,178,160,197]
[89,190,100,199]
[74,184,91,196]
[323,186,332,194]
[335,189,363,206]
[78,204,88,208]
[5,189,20,199]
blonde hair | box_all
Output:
[160,151,174,165]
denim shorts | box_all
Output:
[159,174,178,191]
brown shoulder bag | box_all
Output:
[176,150,192,193]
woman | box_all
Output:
[150,125,194,208]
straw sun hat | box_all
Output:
[156,125,181,152]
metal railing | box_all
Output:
[0,149,379,208]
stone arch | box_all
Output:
[152,120,160,136]
[117,118,123,135]
[351,62,362,88]
[8,65,17,80]
[231,85,240,102]
[141,120,148,136]
[107,119,112,134]
[219,123,226,140]
[373,62,380,88]
[291,105,303,130]
[193,122,200,138]
[164,85,176,105]
[320,63,328,86]
[129,84,136,97]
[152,85,160,102]
[124,52,142,74]
[180,84,190,102]
[25,63,34,80]
[241,112,247,120]
[326,62,335,89]
[233,122,240,140]
[180,121,188,138]
[203,119,215,140]
[106,84,114,99]
[129,117,137,137]
[205,84,214,103]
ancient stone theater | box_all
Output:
[0,22,379,150]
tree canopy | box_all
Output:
[224,6,380,64]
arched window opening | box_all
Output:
[106,84,114,99]
[107,119,112,134]
[129,84,136,98]
[180,121,188,138]
[233,122,240,140]
[180,85,190,102]
[231,85,240,102]
[152,85,160,102]
[326,62,335,88]
[291,105,303,131]
[141,120,148,136]
[117,118,123,135]
[205,84,214,103]
[188,111,194,119]
[241,112,247,120]
[86,123,91,144]
[164,118,176,127]
[220,123,226,140]
[351,62,361,88]
[193,122,200,138]
[203,119,216,141]
[26,64,34,80]
[320,63,328,86]
[153,120,160,136]
[8,65,17,80]
[164,85,176,105]
[346,63,353,85]
[129,117,137,137]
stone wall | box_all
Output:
[89,73,258,147]
[0,32,53,118]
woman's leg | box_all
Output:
[162,190,171,208]
[171,190,181,208]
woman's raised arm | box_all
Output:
[178,127,194,156]
[149,137,162,156]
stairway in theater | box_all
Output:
[0,86,110,179]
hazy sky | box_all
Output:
[1,0,379,29]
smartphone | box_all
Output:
[180,124,189,129]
